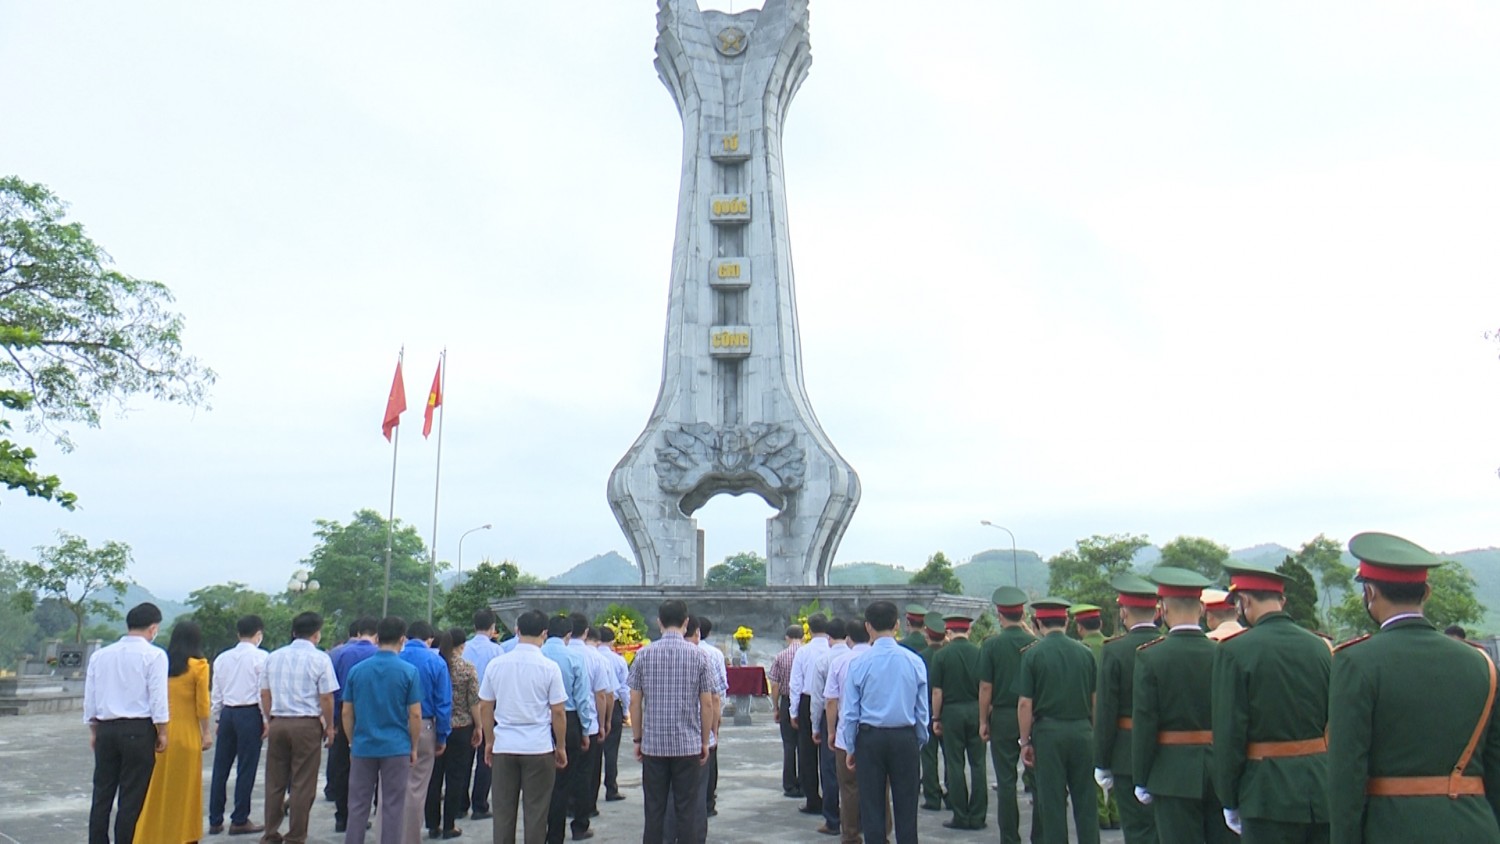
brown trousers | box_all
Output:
[493,752,557,844]
[264,717,324,844]
[835,746,892,844]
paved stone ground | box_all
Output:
[0,711,1125,843]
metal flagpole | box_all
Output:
[384,347,403,617]
[427,349,446,623]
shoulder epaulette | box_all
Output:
[1135,636,1166,652]
[1019,641,1038,654]
[1104,634,1125,644]
[1216,627,1249,644]
[1333,633,1372,653]
[1466,639,1488,652]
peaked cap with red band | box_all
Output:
[1150,566,1211,598]
[992,586,1028,614]
[944,614,973,632]
[1110,572,1159,609]
[1070,604,1102,621]
[1201,588,1234,611]
[1349,531,1442,584]
[1222,561,1289,594]
[1032,596,1072,621]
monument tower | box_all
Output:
[609,0,860,586]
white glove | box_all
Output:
[1223,808,1243,836]
[1133,785,1153,805]
[1093,768,1113,791]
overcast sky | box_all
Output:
[3,1,1498,599]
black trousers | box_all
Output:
[547,711,583,844]
[778,694,799,794]
[470,745,491,814]
[642,754,703,844]
[90,718,157,844]
[856,725,921,844]
[572,726,602,833]
[329,721,352,824]
[797,693,822,810]
[707,746,718,813]
[426,724,476,832]
[602,701,624,795]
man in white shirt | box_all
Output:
[84,602,170,844]
[809,618,851,835]
[207,614,269,836]
[480,609,568,844]
[566,612,613,839]
[260,611,339,844]
[463,609,504,821]
[593,626,630,802]
[788,612,832,814]
[696,617,729,817]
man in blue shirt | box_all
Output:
[342,616,423,844]
[400,621,453,844]
[330,617,379,833]
[462,610,503,821]
[541,615,593,843]
[839,600,929,844]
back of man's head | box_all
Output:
[473,609,496,632]
[807,613,829,635]
[547,615,571,639]
[516,610,548,638]
[569,611,590,639]
[685,615,701,638]
[291,611,322,640]
[864,601,898,633]
[354,616,379,638]
[126,602,163,631]
[847,617,870,644]
[826,617,847,640]
[658,600,689,629]
[698,616,714,638]
[347,620,360,639]
[236,614,265,640]
[598,625,616,644]
[1077,616,1102,632]
[406,620,435,643]
[785,625,804,641]
[377,616,406,645]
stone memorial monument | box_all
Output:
[609,0,860,586]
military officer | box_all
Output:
[1093,573,1162,844]
[1210,561,1330,843]
[931,614,986,830]
[1132,567,1233,843]
[1015,597,1098,844]
[1327,532,1500,844]
[918,611,949,811]
[1202,589,1243,642]
[900,604,929,654]
[979,587,1040,844]
[1073,603,1119,831]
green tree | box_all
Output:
[1159,536,1229,581]
[1,176,214,509]
[1047,534,1152,633]
[13,533,130,642]
[303,509,430,631]
[441,560,530,632]
[910,551,964,595]
[1293,534,1353,615]
[704,551,767,588]
[183,582,292,657]
[1276,556,1323,631]
[1329,561,1485,638]
[0,554,42,665]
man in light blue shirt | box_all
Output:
[462,610,503,820]
[540,615,592,843]
[839,601,929,844]
[594,626,630,802]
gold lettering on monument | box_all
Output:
[711,197,749,217]
[717,262,741,279]
[722,134,739,153]
[710,331,751,349]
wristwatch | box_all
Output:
[1018,737,1031,747]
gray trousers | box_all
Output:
[402,719,437,844]
[492,752,556,844]
[346,755,411,844]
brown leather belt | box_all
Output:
[1116,717,1133,730]
[1246,737,1326,760]
[1366,776,1484,798]
[1157,730,1212,746]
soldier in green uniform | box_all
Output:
[931,614,987,830]
[1131,567,1233,843]
[900,604,929,654]
[1211,561,1331,843]
[918,611,949,811]
[1092,573,1161,844]
[1327,532,1500,844]
[1015,597,1098,844]
[1074,604,1119,832]
[980,587,1040,844]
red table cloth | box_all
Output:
[725,666,768,696]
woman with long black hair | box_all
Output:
[135,619,212,843]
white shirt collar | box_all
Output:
[1381,612,1425,629]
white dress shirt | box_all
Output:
[480,643,567,755]
[824,642,871,751]
[261,639,338,717]
[211,641,269,718]
[808,642,848,737]
[597,644,630,711]
[83,634,170,724]
[567,639,612,735]
[698,639,729,747]
[788,635,830,719]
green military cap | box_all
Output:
[904,603,929,619]
[1070,603,1102,621]
[1222,560,1288,594]
[943,614,973,632]
[1110,572,1159,608]
[1150,566,1212,598]
[1349,531,1442,583]
[924,611,947,636]
[991,586,1028,609]
[1032,596,1071,622]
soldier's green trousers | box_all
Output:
[1032,718,1098,844]
[922,724,944,806]
[1111,772,1158,844]
[940,702,987,828]
[1241,818,1330,844]
[989,710,1038,844]
[1153,793,1235,844]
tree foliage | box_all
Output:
[1276,556,1323,631]
[1293,534,1353,614]
[0,176,214,508]
[705,551,767,588]
[441,559,530,632]
[303,509,431,630]
[13,532,131,642]
[910,551,964,595]
[183,581,294,657]
[1159,536,1230,581]
[1047,534,1152,632]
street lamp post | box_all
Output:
[458,524,493,578]
[979,520,1019,587]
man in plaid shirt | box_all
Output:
[628,600,715,843]
[769,625,804,798]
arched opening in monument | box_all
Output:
[688,489,780,577]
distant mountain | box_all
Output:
[89,583,190,628]
[549,552,640,586]
[1230,543,1296,568]
[955,549,1049,599]
[828,562,913,586]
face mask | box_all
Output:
[1363,585,1377,626]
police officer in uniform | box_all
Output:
[1211,560,1331,843]
[900,604,929,654]
[1074,604,1118,832]
[1093,573,1162,844]
[979,587,1039,844]
[1328,532,1500,844]
[1131,567,1233,843]
[931,614,986,830]
[1016,597,1098,844]
[917,611,948,811]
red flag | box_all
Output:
[422,360,442,438]
[382,360,406,441]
